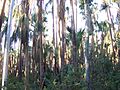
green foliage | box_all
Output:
[92,53,120,90]
[43,42,52,60]
[2,50,120,90]
[60,65,86,90]
[76,29,84,50]
[7,76,24,90]
[95,21,109,32]
[79,0,84,10]
[43,64,86,90]
[32,14,37,23]
[66,29,84,50]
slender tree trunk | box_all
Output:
[117,1,120,63]
[37,0,44,89]
[52,0,56,74]
[84,0,94,90]
[32,32,36,81]
[0,0,6,31]
[0,0,7,55]
[57,0,61,71]
[25,0,30,90]
[24,0,29,90]
[52,0,55,48]
[70,0,77,68]
[60,0,65,70]
[24,43,29,90]
[18,42,23,80]
[20,0,30,89]
[107,5,116,61]
[1,0,14,89]
[75,0,77,31]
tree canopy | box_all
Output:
[0,0,120,90]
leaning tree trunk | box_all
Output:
[1,0,14,89]
[105,1,116,61]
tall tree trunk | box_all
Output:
[52,0,55,49]
[75,0,77,31]
[32,32,36,82]
[37,0,44,89]
[0,0,6,31]
[52,0,56,74]
[20,0,30,89]
[84,0,94,90]
[70,0,77,68]
[1,0,14,89]
[60,0,65,70]
[0,0,7,53]
[18,42,23,80]
[107,5,116,61]
[24,0,29,89]
[117,1,120,63]
[57,0,61,72]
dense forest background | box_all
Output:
[0,0,120,90]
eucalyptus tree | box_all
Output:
[37,0,44,89]
[55,0,66,70]
[70,0,77,68]
[52,0,59,74]
[0,0,6,31]
[116,0,120,62]
[52,0,55,49]
[1,0,14,89]
[59,0,66,70]
[0,0,7,51]
[19,0,30,89]
[56,0,61,71]
[84,0,94,90]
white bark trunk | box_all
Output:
[1,0,14,89]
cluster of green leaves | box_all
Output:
[92,53,120,90]
[6,75,24,90]
[43,64,86,90]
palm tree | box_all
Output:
[1,0,14,89]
